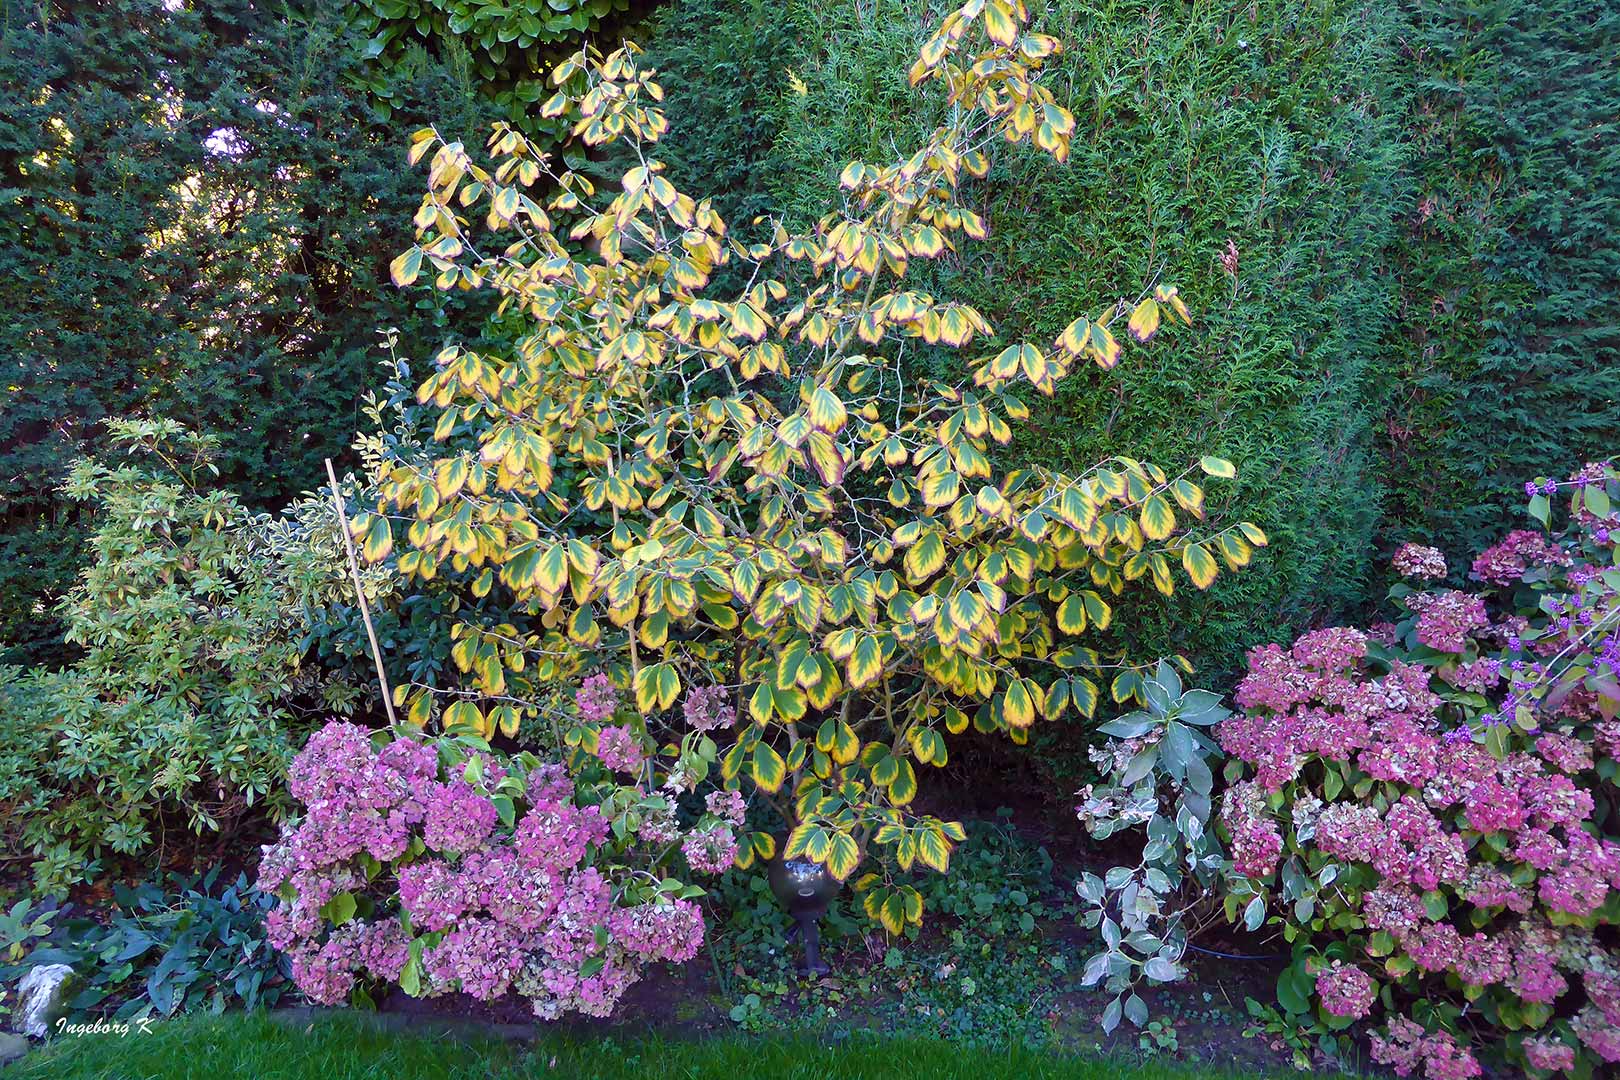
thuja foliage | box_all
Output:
[1216,465,1620,1077]
[640,0,1405,675]
[1380,0,1620,565]
[0,0,499,664]
[356,1,1264,933]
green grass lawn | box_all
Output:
[14,1011,1302,1080]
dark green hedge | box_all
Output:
[1380,0,1620,560]
[0,1,500,663]
[642,0,1408,676]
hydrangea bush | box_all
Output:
[258,679,743,1018]
[1216,463,1619,1077]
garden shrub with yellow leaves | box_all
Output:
[352,0,1265,934]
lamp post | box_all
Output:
[767,856,841,976]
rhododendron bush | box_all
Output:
[1216,464,1619,1077]
[257,700,742,1018]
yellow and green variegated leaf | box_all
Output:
[1217,532,1253,569]
[748,682,774,725]
[406,690,433,728]
[1127,297,1161,343]
[534,542,568,593]
[634,665,660,713]
[903,530,946,581]
[731,303,767,341]
[783,823,815,859]
[1139,494,1174,540]
[1182,542,1219,589]
[920,470,961,508]
[900,886,923,923]
[1003,679,1035,728]
[833,721,860,765]
[1149,553,1175,596]
[983,0,1017,45]
[1087,322,1121,368]
[442,699,483,735]
[654,662,681,710]
[1072,676,1099,718]
[825,832,862,880]
[1056,315,1092,356]
[1111,670,1142,705]
[434,456,468,499]
[871,891,905,935]
[888,759,918,805]
[362,516,394,563]
[1081,590,1112,631]
[1044,679,1070,719]
[848,633,884,689]
[824,627,858,661]
[815,718,838,753]
[868,748,900,787]
[917,827,951,873]
[1172,478,1205,517]
[1198,456,1236,479]
[752,742,787,793]
[752,832,777,859]
[1055,594,1086,635]
[389,247,422,287]
[1239,521,1269,547]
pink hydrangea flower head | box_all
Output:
[594,724,646,774]
[575,673,620,724]
[682,685,736,732]
[1394,543,1448,580]
[1314,960,1375,1018]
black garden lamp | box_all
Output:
[767,856,841,975]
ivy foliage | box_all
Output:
[0,0,500,663]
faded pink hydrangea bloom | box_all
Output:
[1393,543,1447,580]
[1314,960,1375,1018]
[575,673,619,724]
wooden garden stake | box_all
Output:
[325,458,398,726]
